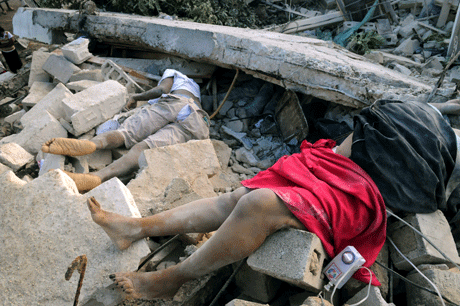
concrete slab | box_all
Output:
[127,139,220,215]
[0,171,150,305]
[0,142,34,171]
[12,7,433,108]
[22,81,55,107]
[42,54,81,84]
[66,79,101,92]
[0,110,68,154]
[62,80,127,136]
[28,50,52,86]
[0,162,12,175]
[21,82,73,127]
[62,37,93,64]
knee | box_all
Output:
[233,189,278,219]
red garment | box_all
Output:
[241,139,386,285]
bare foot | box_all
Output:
[87,196,142,250]
[109,268,186,300]
[42,138,97,156]
[64,171,101,193]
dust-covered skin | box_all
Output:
[64,171,101,192]
[42,138,96,156]
[430,99,460,116]
[88,187,307,300]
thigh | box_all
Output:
[235,188,307,233]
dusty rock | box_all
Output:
[28,50,52,86]
[22,81,55,107]
[0,171,150,305]
[128,139,220,215]
[0,142,34,171]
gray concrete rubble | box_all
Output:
[12,8,433,108]
[42,54,81,83]
[344,286,396,306]
[388,210,460,271]
[406,264,460,306]
[21,81,55,107]
[247,228,328,292]
[0,142,34,171]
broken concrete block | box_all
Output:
[101,60,143,93]
[399,21,420,38]
[70,155,89,173]
[234,261,282,303]
[301,296,333,306]
[21,83,73,127]
[4,109,26,125]
[38,153,65,176]
[61,37,93,64]
[69,69,104,82]
[392,63,412,76]
[394,38,420,56]
[226,299,269,306]
[247,229,327,292]
[87,149,112,171]
[42,54,81,84]
[345,286,395,306]
[235,147,259,167]
[62,80,127,136]
[211,139,232,170]
[0,142,34,171]
[0,162,12,175]
[22,81,55,108]
[0,171,150,306]
[1,110,68,154]
[388,210,460,271]
[406,265,460,306]
[28,50,52,86]
[66,79,101,92]
[128,139,220,215]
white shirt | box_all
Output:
[159,69,201,101]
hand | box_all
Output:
[125,96,137,110]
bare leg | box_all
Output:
[335,132,353,158]
[429,99,460,115]
[87,187,250,249]
[42,131,125,156]
[93,141,149,182]
[104,188,306,300]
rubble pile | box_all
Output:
[1,1,460,306]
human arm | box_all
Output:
[126,77,174,109]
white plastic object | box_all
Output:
[323,246,366,289]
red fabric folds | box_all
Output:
[241,139,386,285]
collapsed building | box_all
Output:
[0,2,460,306]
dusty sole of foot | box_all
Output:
[42,138,97,156]
[64,171,101,192]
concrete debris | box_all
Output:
[2,1,460,305]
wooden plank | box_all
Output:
[270,11,345,34]
[336,0,351,21]
[417,21,448,35]
[448,4,460,57]
[380,0,398,23]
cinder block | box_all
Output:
[62,80,127,136]
[42,54,81,84]
[38,153,65,176]
[28,50,52,86]
[66,80,101,92]
[61,37,93,64]
[340,21,376,34]
[406,264,460,306]
[69,69,103,82]
[345,286,395,306]
[388,210,460,271]
[4,109,26,124]
[101,60,143,93]
[21,83,73,128]
[234,261,282,303]
[0,143,34,171]
[247,229,327,292]
[22,81,55,108]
